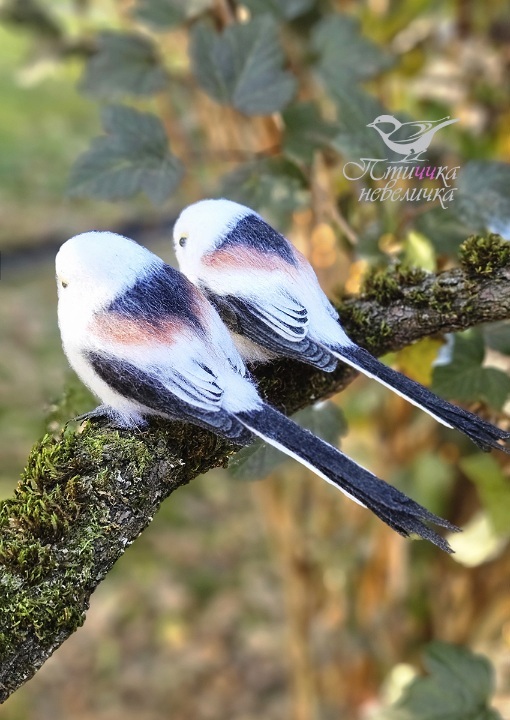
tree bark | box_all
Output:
[1,237,509,702]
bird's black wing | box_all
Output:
[205,291,337,371]
[86,350,252,444]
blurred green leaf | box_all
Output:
[242,0,316,20]
[483,321,510,355]
[478,368,510,409]
[282,101,338,165]
[0,0,62,39]
[460,454,510,536]
[80,31,168,98]
[383,642,501,720]
[189,17,296,115]
[69,105,183,204]
[356,221,387,259]
[414,206,475,256]
[229,439,286,482]
[455,161,510,237]
[133,0,212,29]
[432,330,510,410]
[330,85,393,160]
[220,157,309,228]
[133,0,184,27]
[312,13,394,89]
[399,451,454,520]
[230,401,346,481]
[292,402,347,445]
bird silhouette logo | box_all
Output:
[367,115,459,162]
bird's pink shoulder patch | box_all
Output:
[90,311,181,346]
[202,245,295,275]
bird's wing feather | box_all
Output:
[214,291,306,343]
[198,295,249,377]
[89,346,223,412]
[206,291,336,370]
[86,350,250,441]
[250,292,309,340]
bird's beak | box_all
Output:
[366,122,375,128]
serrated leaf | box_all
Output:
[282,101,338,165]
[230,401,346,481]
[460,455,510,536]
[432,330,510,410]
[80,31,168,98]
[189,17,296,115]
[455,161,510,235]
[133,0,212,29]
[68,105,183,204]
[220,157,309,228]
[312,13,394,89]
[242,0,315,20]
[383,642,501,720]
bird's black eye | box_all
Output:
[61,280,68,289]
[179,236,187,247]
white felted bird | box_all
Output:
[172,198,510,455]
[56,231,458,551]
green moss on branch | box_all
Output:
[460,233,510,276]
[0,422,234,694]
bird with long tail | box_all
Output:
[172,198,510,455]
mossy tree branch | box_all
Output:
[1,236,510,703]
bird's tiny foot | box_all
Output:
[64,405,110,428]
[73,405,111,424]
[68,406,149,431]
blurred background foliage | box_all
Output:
[1,0,510,717]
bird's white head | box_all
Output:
[173,198,253,281]
[56,231,159,315]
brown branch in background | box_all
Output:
[0,241,509,703]
[311,152,358,247]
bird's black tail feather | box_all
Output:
[332,343,510,454]
[236,404,459,552]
